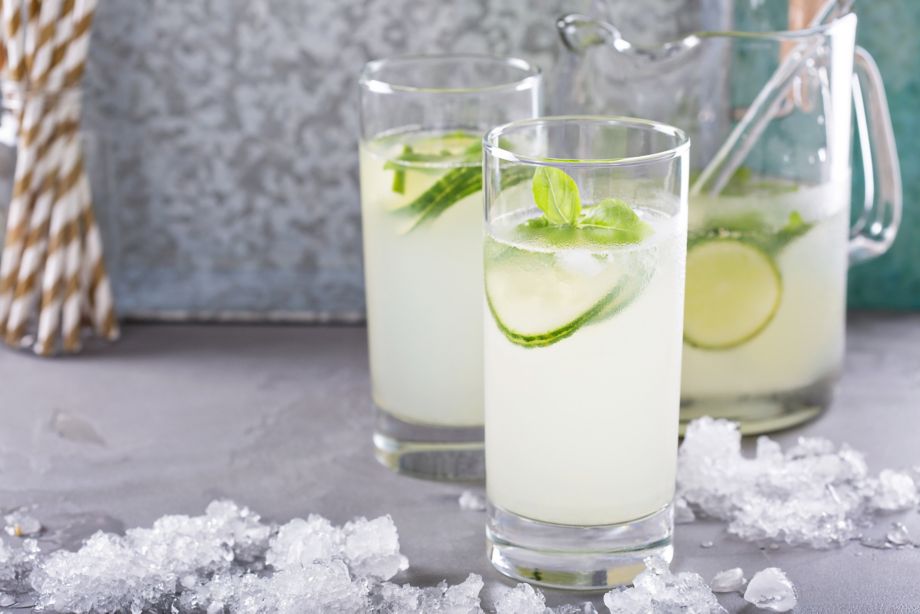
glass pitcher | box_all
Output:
[553,0,901,433]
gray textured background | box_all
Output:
[81,0,576,320]
[17,0,913,319]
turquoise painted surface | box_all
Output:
[848,0,920,308]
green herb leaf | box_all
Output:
[580,198,652,243]
[771,211,811,250]
[690,210,813,254]
[387,145,411,193]
[518,192,652,247]
[532,167,581,225]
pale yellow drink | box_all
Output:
[485,208,686,526]
[359,130,483,427]
[680,179,850,426]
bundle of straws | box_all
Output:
[0,0,117,355]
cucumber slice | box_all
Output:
[683,238,782,350]
[485,238,642,348]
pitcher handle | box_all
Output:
[848,46,902,265]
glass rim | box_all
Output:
[559,6,854,47]
[691,9,855,42]
[359,53,542,95]
[484,115,690,168]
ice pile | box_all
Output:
[371,573,484,613]
[492,583,597,614]
[2,501,613,613]
[604,558,798,614]
[24,500,415,613]
[677,417,919,547]
[604,557,725,614]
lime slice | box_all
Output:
[485,238,645,348]
[683,238,782,349]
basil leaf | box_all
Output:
[532,166,581,225]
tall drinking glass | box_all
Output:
[483,117,689,588]
[358,55,542,480]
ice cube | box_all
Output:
[673,497,695,524]
[266,515,342,571]
[743,568,797,612]
[494,583,546,614]
[710,568,745,593]
[4,512,42,537]
[342,516,409,581]
[603,556,726,614]
[438,573,484,613]
[886,522,912,546]
[556,250,607,277]
[871,470,919,512]
[458,491,487,512]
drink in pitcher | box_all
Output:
[358,55,541,480]
[680,175,850,432]
[483,117,688,589]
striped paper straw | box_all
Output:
[64,0,116,344]
[0,0,31,334]
[5,0,75,345]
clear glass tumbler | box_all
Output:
[483,116,689,588]
[358,55,542,480]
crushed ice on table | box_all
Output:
[678,417,920,547]
[492,583,598,614]
[603,556,726,614]
[4,511,43,537]
[458,491,487,512]
[8,500,606,614]
[0,536,40,588]
[371,573,483,613]
[743,567,797,612]
[493,582,546,613]
[710,568,746,593]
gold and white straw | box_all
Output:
[0,0,116,354]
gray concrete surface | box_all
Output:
[1,313,919,612]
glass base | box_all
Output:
[373,406,484,481]
[680,375,836,435]
[487,502,674,590]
